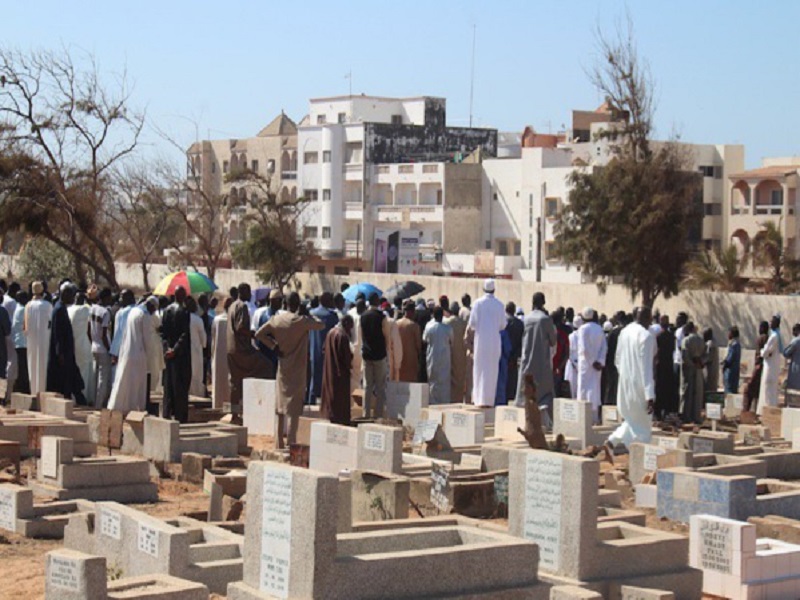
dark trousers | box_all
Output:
[14,348,29,394]
[163,357,190,423]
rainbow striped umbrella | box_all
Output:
[153,270,218,296]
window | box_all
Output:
[391,114,402,125]
[771,189,784,205]
[304,151,319,164]
[337,112,346,124]
[316,265,327,274]
[498,240,509,256]
[267,159,275,173]
[545,241,558,261]
[545,197,561,218]
[436,189,443,205]
[698,166,714,178]
[322,226,331,239]
[398,165,414,174]
[316,114,327,125]
[223,160,229,174]
[514,240,521,255]
[304,189,319,201]
[334,266,350,275]
[251,160,259,172]
[493,193,498,201]
[704,203,722,216]
[323,189,331,201]
[303,226,318,239]
[323,151,332,163]
[714,166,723,179]
[211,161,216,174]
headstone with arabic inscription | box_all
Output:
[356,423,403,474]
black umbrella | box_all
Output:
[385,281,426,304]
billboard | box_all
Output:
[374,228,420,274]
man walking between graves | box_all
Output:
[515,292,557,423]
[359,293,392,419]
[680,322,705,424]
[162,286,192,423]
[467,279,506,407]
[607,306,657,449]
[227,283,271,410]
[577,307,607,424]
[108,297,157,414]
[397,299,422,383]
[423,306,453,404]
[47,283,86,404]
[89,288,113,408]
[321,314,354,425]
[255,292,324,448]
[505,301,524,404]
[758,314,783,416]
[24,281,52,396]
[308,292,339,405]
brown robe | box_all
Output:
[397,317,422,382]
[226,300,270,406]
[321,326,352,425]
[445,315,468,403]
[255,312,323,417]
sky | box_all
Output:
[2,1,798,167]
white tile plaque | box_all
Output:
[699,518,733,574]
[49,556,81,591]
[522,453,563,571]
[559,401,578,423]
[0,489,15,531]
[363,431,386,452]
[643,445,666,471]
[137,523,159,558]
[260,467,292,599]
[100,507,121,540]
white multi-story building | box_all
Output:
[297,95,497,274]
[482,106,745,282]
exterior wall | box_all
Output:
[442,163,482,255]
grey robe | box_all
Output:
[423,321,453,405]
[515,309,557,406]
[784,335,800,391]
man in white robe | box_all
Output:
[187,297,207,397]
[24,282,52,396]
[758,314,782,416]
[108,298,157,414]
[564,316,583,398]
[148,304,165,395]
[110,290,135,381]
[68,293,94,405]
[577,307,607,424]
[467,279,506,407]
[211,298,231,409]
[607,307,656,449]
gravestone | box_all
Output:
[430,462,451,512]
[495,406,526,441]
[309,421,358,475]
[385,381,429,426]
[40,436,73,479]
[45,548,106,600]
[242,378,277,437]
[356,423,403,474]
[442,409,485,446]
[601,405,619,425]
[553,398,605,449]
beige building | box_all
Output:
[727,158,800,267]
[186,113,298,250]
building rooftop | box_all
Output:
[729,165,800,180]
[257,112,297,137]
[309,94,442,103]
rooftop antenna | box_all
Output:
[345,70,352,98]
[469,24,476,128]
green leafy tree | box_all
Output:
[17,237,85,284]
[753,220,799,293]
[684,244,748,292]
[555,19,699,308]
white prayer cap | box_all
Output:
[572,316,583,329]
[581,306,595,320]
[145,296,159,309]
[603,321,612,332]
[483,278,496,293]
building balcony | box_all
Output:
[344,239,362,258]
[281,170,297,180]
[345,202,363,220]
[374,205,443,223]
[372,163,443,184]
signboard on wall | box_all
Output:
[474,250,495,274]
[374,228,420,274]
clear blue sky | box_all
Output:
[3,1,798,167]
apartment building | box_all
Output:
[296,95,497,274]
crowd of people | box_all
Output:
[0,275,796,455]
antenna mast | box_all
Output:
[469,24,476,128]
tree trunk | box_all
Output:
[141,261,150,292]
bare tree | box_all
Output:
[107,162,180,290]
[0,47,144,287]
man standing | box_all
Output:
[504,302,524,404]
[68,293,94,405]
[397,300,422,383]
[110,289,135,372]
[227,283,271,411]
[47,284,86,404]
[255,292,324,448]
[89,288,113,408]
[161,286,192,423]
[211,298,231,409]
[722,326,742,394]
[655,314,678,419]
[607,306,657,449]
[385,305,404,382]
[467,279,506,407]
[515,292,557,419]
[680,322,705,424]
[307,292,339,405]
[108,298,157,414]
[783,324,800,393]
[321,315,354,425]
[444,301,468,403]
[24,282,52,396]
[252,289,284,379]
[11,291,29,394]
[603,312,625,406]
[359,293,392,419]
[423,306,453,405]
[758,314,783,416]
[577,307,607,424]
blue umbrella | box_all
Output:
[343,283,382,304]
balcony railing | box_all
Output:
[755,205,783,215]
[281,170,297,180]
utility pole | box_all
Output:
[469,25,476,128]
